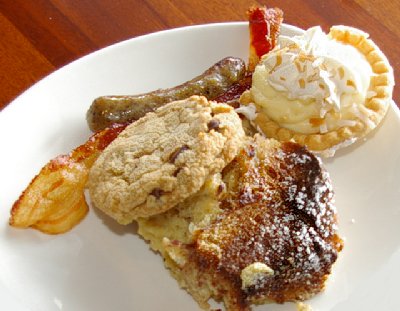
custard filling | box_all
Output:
[250,26,373,134]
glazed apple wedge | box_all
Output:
[9,123,127,234]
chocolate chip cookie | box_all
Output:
[88,95,245,224]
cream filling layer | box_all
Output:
[251,26,373,134]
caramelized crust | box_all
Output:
[138,136,343,310]
[190,137,343,307]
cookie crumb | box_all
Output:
[240,262,274,289]
[296,302,313,311]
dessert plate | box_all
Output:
[0,22,399,311]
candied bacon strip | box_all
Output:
[247,6,283,71]
[214,6,283,108]
[9,123,127,234]
[213,74,252,108]
[69,123,127,166]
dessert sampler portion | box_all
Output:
[8,56,247,235]
[138,135,343,310]
[9,123,127,234]
[86,91,343,310]
[88,96,245,223]
[241,24,394,155]
[8,4,395,311]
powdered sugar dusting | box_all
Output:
[193,138,343,304]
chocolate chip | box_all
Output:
[173,167,182,177]
[217,183,225,194]
[150,188,164,199]
[169,145,189,163]
[207,119,220,131]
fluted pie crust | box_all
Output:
[244,26,394,154]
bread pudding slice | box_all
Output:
[138,135,343,310]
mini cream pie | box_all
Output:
[241,25,394,155]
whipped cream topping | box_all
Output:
[251,26,373,134]
[235,103,257,120]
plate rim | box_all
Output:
[0,22,306,115]
[1,21,400,311]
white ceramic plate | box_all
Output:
[1,22,399,311]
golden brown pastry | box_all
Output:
[138,135,343,310]
[241,25,394,156]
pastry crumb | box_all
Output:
[296,301,313,311]
[241,262,274,289]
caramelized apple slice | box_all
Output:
[9,123,127,234]
[33,193,89,235]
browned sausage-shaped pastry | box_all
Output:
[86,56,246,132]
